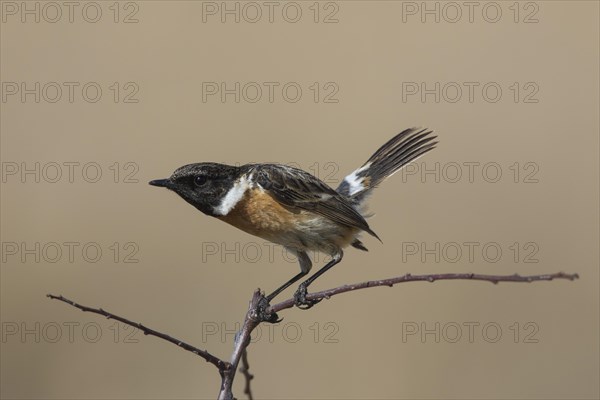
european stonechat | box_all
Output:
[149,128,437,307]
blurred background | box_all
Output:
[1,1,598,399]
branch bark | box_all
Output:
[47,271,578,399]
[240,349,254,400]
[46,294,230,371]
[218,290,262,400]
[268,271,580,314]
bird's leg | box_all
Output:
[266,271,308,302]
[257,250,312,322]
[256,249,326,321]
[294,252,343,309]
[257,271,307,323]
[265,249,312,302]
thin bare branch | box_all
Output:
[268,272,579,313]
[47,271,578,399]
[46,294,229,371]
[218,290,263,400]
[240,349,254,400]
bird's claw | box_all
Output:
[256,295,282,324]
[294,283,322,309]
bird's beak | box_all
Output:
[149,179,172,188]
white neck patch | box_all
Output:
[213,175,252,216]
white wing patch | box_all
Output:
[213,175,252,216]
[344,163,371,196]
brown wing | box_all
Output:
[249,164,380,239]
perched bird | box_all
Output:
[149,128,437,307]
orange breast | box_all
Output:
[217,187,359,254]
[217,188,299,239]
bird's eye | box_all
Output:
[194,175,207,186]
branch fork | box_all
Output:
[48,271,578,399]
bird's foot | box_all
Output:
[293,283,322,309]
[256,295,281,324]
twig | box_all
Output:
[47,271,578,399]
[218,290,263,400]
[46,294,229,371]
[268,272,579,313]
[240,348,254,400]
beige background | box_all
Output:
[1,1,599,399]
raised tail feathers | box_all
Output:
[337,127,437,204]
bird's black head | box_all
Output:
[149,163,241,216]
